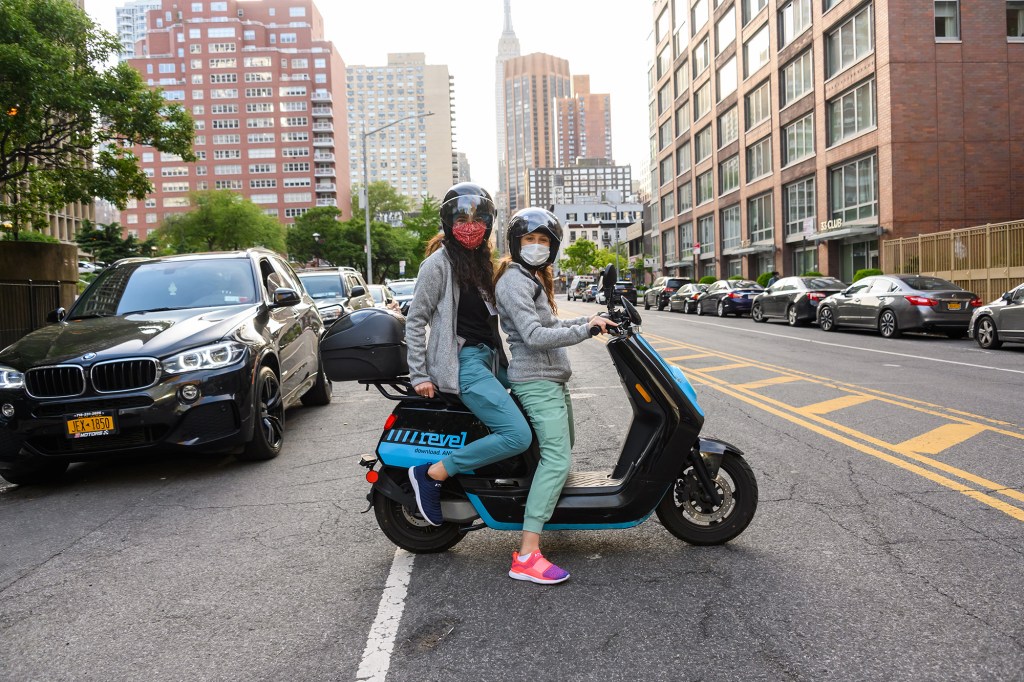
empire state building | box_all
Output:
[494,0,520,253]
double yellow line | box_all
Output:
[639,333,1024,524]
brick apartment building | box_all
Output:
[120,0,349,239]
[648,0,1024,283]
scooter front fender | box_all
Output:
[695,436,745,479]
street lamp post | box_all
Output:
[361,111,434,284]
[311,232,323,267]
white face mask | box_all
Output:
[519,243,550,267]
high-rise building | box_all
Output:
[502,53,571,215]
[526,161,632,209]
[555,75,613,166]
[346,53,456,203]
[115,0,161,61]
[455,152,472,184]
[648,0,1024,283]
[494,1,521,234]
[120,0,349,238]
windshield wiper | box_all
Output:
[67,313,114,320]
[121,306,191,315]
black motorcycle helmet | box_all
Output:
[439,182,496,244]
[506,207,563,269]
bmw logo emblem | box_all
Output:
[83,352,96,360]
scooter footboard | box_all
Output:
[695,436,745,478]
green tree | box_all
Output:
[350,180,411,218]
[0,0,194,240]
[156,191,284,253]
[287,206,352,266]
[563,238,599,275]
[400,194,441,274]
[593,244,628,271]
[76,221,156,263]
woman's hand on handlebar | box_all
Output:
[588,315,619,335]
[413,381,436,398]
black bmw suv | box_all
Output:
[0,249,331,485]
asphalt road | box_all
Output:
[2,302,1022,681]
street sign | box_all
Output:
[803,217,814,235]
[693,242,701,256]
[399,260,406,276]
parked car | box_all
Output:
[297,266,374,326]
[568,275,595,301]
[968,281,1024,349]
[751,276,848,326]
[816,274,982,338]
[598,280,638,306]
[583,284,599,303]
[695,279,764,317]
[644,276,690,311]
[0,249,332,486]
[367,283,402,315]
[77,261,98,275]
[668,283,708,313]
[387,279,417,315]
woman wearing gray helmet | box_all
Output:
[494,207,616,584]
[405,183,532,530]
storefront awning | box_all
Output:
[806,224,880,242]
[724,241,775,256]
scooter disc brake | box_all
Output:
[678,473,734,524]
[400,504,434,528]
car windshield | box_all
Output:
[299,274,344,299]
[667,279,686,287]
[368,286,385,303]
[899,276,961,291]
[802,277,846,289]
[389,281,416,295]
[69,258,257,318]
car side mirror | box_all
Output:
[46,307,66,323]
[272,287,302,307]
[603,264,616,297]
[1001,291,1012,302]
[349,285,366,298]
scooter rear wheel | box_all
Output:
[655,452,757,546]
[373,489,465,553]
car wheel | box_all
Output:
[878,310,901,338]
[976,317,1002,349]
[818,306,836,332]
[787,305,802,327]
[717,301,727,318]
[644,296,651,310]
[238,365,285,461]
[751,303,766,323]
[300,353,333,407]
[0,460,69,486]
[657,297,666,311]
[696,301,705,316]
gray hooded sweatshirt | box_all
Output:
[494,263,591,384]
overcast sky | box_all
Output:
[84,0,653,193]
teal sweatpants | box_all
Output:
[511,379,575,534]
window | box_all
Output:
[248,148,275,159]
[675,100,691,135]
[781,49,813,107]
[284,192,311,203]
[282,117,308,127]
[659,83,673,115]
[243,30,256,41]
[698,214,715,251]
[1011,2,1024,38]
[719,107,739,147]
[290,6,307,16]
[210,1,227,10]
[250,179,277,189]
[158,63,175,73]
[282,147,309,157]
[660,156,674,185]
[207,27,235,38]
[695,125,713,162]
[677,141,692,175]
[250,194,278,205]
[282,101,308,112]
[745,80,771,129]
[743,0,768,25]
[674,62,689,97]
[214,164,241,175]
[693,38,710,78]
[245,72,273,82]
[721,205,741,249]
[658,45,672,79]
[208,58,236,69]
[210,104,237,114]
[249,163,276,174]
[826,5,873,77]
[246,87,273,98]
[719,155,740,194]
[661,192,676,221]
[678,182,693,213]
[162,166,188,177]
[748,193,773,242]
[662,227,677,262]
[783,112,814,165]
[696,170,715,205]
[210,88,238,99]
[694,82,712,121]
[211,119,239,129]
[746,136,772,181]
[830,154,877,222]
[247,118,274,128]
[827,79,876,146]
[717,56,737,100]
[213,149,240,159]
[283,162,311,172]
[935,1,959,39]
[244,56,272,67]
[659,119,674,149]
[679,222,693,249]
[779,0,812,47]
[744,23,770,77]
[161,182,190,193]
[209,43,236,53]
[284,208,309,219]
[246,103,274,113]
[283,177,311,187]
[784,176,815,236]
[692,0,709,35]
[279,33,297,44]
[280,86,307,97]
[716,6,736,53]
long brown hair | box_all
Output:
[425,233,496,303]
[495,257,558,314]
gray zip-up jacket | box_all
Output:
[494,263,591,384]
[405,247,501,395]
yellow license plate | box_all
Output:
[948,302,962,310]
[65,412,117,438]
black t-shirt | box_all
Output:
[457,285,494,349]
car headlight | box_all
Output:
[0,365,25,390]
[162,341,247,375]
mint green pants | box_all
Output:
[511,380,575,534]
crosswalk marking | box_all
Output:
[895,423,988,455]
[734,375,803,390]
[799,394,874,416]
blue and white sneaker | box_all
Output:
[408,463,443,526]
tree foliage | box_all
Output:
[0,0,194,239]
[75,221,159,263]
[155,191,284,253]
[400,194,441,274]
[350,180,411,218]
[563,238,599,274]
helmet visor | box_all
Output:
[442,195,495,229]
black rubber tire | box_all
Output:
[657,298,666,311]
[717,301,727,318]
[644,296,651,310]
[751,303,766,323]
[787,304,802,327]
[0,460,69,486]
[656,452,758,546]
[238,365,285,461]
[878,309,901,338]
[373,488,465,553]
[975,317,1002,349]
[300,353,333,407]
[696,301,706,316]
[685,301,695,315]
[818,306,836,332]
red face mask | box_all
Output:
[452,221,487,250]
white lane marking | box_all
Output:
[662,318,1024,376]
[356,548,415,681]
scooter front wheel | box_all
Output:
[655,452,757,546]
[373,489,465,553]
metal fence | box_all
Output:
[882,220,1024,302]
[0,281,65,350]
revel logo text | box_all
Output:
[385,429,467,449]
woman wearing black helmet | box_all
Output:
[405,183,532,530]
[494,207,616,584]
